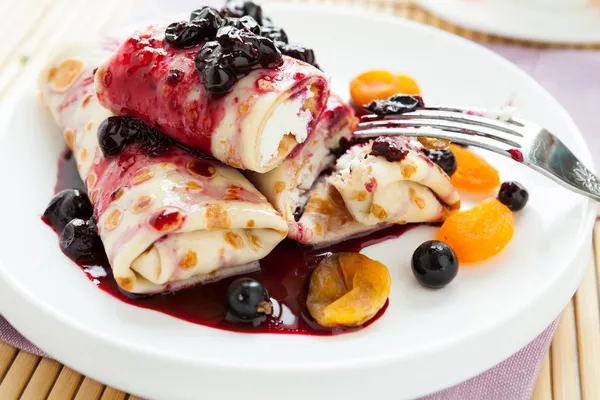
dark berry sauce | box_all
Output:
[49,150,416,335]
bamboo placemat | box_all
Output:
[0,0,599,398]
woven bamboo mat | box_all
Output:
[0,0,599,398]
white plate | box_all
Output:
[417,0,600,44]
[0,4,596,400]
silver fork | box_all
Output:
[355,105,600,202]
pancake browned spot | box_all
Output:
[49,59,84,91]
[224,231,244,249]
[409,188,426,210]
[400,160,417,179]
[104,209,122,231]
[371,204,388,221]
[116,277,134,292]
[64,128,76,150]
[133,195,153,213]
[205,204,231,229]
[132,168,154,185]
[179,251,198,270]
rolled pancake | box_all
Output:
[294,177,383,245]
[247,95,357,241]
[95,25,330,173]
[38,42,288,294]
[330,137,460,226]
[293,138,460,245]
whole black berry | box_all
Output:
[411,240,458,289]
[221,0,263,24]
[256,37,284,68]
[226,278,272,325]
[421,148,457,176]
[195,27,283,95]
[43,189,93,232]
[164,20,214,49]
[195,41,220,69]
[364,94,424,115]
[215,26,257,56]
[97,116,139,156]
[370,137,408,162]
[190,6,226,28]
[497,181,529,211]
[261,24,288,43]
[229,16,261,35]
[202,63,237,95]
[98,116,171,156]
[275,42,318,68]
[60,219,105,265]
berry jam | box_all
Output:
[48,150,417,335]
[149,207,186,232]
[370,137,408,162]
[364,94,424,116]
[507,149,524,162]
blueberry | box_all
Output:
[97,116,138,157]
[421,148,457,176]
[411,240,458,289]
[219,51,255,73]
[364,94,424,115]
[370,137,408,162]
[215,26,258,58]
[98,116,170,156]
[195,41,220,69]
[221,0,263,24]
[43,189,93,232]
[256,37,283,68]
[275,42,318,68]
[229,16,261,35]
[60,219,105,265]
[260,24,288,43]
[226,278,272,325]
[497,181,528,211]
[164,20,214,49]
[196,27,282,95]
[190,6,226,29]
[202,63,237,95]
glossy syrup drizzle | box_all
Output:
[53,150,415,335]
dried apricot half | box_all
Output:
[307,252,391,328]
[450,144,500,192]
[350,70,421,107]
[436,199,514,263]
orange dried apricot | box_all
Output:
[306,253,391,328]
[350,70,421,107]
[450,144,500,192]
[436,199,513,263]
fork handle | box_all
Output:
[529,135,600,203]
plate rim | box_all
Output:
[0,4,597,398]
[416,0,600,44]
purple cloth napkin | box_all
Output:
[2,12,598,399]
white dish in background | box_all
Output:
[0,4,596,400]
[417,0,600,44]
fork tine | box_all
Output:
[360,109,524,137]
[357,118,522,148]
[355,126,519,155]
